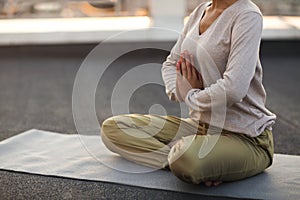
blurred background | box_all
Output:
[0,0,299,153]
[0,0,299,198]
[0,0,299,150]
[0,0,299,45]
[0,0,299,19]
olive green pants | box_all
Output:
[101,114,274,184]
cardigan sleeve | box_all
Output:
[161,6,201,102]
[184,11,263,111]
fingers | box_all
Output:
[190,54,201,82]
[184,51,192,79]
[176,60,182,75]
[180,50,193,79]
[197,70,203,84]
[180,53,187,78]
[178,50,204,89]
[190,54,198,79]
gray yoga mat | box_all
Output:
[0,129,299,199]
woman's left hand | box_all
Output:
[176,50,203,101]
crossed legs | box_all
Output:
[101,114,273,185]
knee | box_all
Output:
[101,116,115,137]
[102,115,116,128]
[168,135,210,184]
[101,116,114,146]
[101,115,125,143]
[101,114,137,141]
[101,115,128,153]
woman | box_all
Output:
[101,0,276,187]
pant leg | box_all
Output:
[101,114,201,169]
[168,129,274,184]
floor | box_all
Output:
[0,41,299,199]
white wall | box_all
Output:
[149,0,186,31]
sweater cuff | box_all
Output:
[184,88,199,109]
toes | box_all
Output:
[213,181,222,186]
[204,181,222,187]
[205,181,212,187]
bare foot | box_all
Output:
[204,181,222,187]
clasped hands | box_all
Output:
[176,50,204,101]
